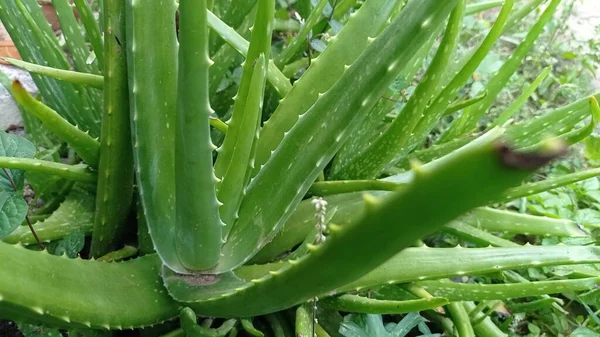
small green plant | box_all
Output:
[0,0,599,336]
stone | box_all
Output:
[0,64,38,131]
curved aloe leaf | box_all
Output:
[490,66,552,128]
[164,135,561,315]
[2,58,104,89]
[204,9,290,97]
[347,0,514,178]
[557,96,600,146]
[332,28,443,176]
[320,295,449,314]
[439,0,561,142]
[331,0,465,179]
[174,0,224,271]
[274,0,328,68]
[463,301,507,337]
[215,0,273,240]
[2,242,600,326]
[10,81,101,168]
[73,0,104,70]
[460,207,588,237]
[0,0,100,137]
[126,0,183,272]
[447,302,475,337]
[0,157,96,183]
[417,278,600,301]
[212,0,458,273]
[90,0,135,258]
[465,0,504,15]
[251,0,405,178]
[0,243,179,329]
[444,90,488,117]
[506,93,600,148]
[180,307,237,337]
[50,0,100,75]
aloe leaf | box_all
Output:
[14,0,71,71]
[166,136,560,315]
[50,0,100,75]
[251,0,405,178]
[0,192,28,239]
[339,245,600,292]
[397,93,600,170]
[308,180,401,196]
[1,58,104,89]
[465,0,504,15]
[265,312,292,337]
[443,222,600,279]
[126,0,182,272]
[274,0,328,68]
[395,136,475,170]
[507,298,558,313]
[320,295,449,314]
[463,302,506,337]
[416,278,600,301]
[217,54,267,237]
[174,0,224,271]
[363,0,515,176]
[214,1,273,242]
[212,0,458,273]
[0,243,179,329]
[0,0,99,136]
[90,0,135,258]
[461,207,588,237]
[506,93,599,148]
[10,81,101,168]
[0,157,96,183]
[204,9,290,97]
[241,318,265,337]
[447,302,475,337]
[445,90,488,117]
[4,184,95,245]
[331,0,465,179]
[502,167,600,201]
[557,96,600,146]
[295,304,312,337]
[17,0,101,133]
[1,244,599,326]
[439,0,546,94]
[443,222,521,248]
[213,0,273,181]
[439,0,561,142]
[209,0,258,53]
[97,245,138,262]
[490,67,552,128]
[180,307,236,337]
[331,30,443,176]
[73,0,104,71]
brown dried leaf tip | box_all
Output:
[496,140,568,170]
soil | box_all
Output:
[0,320,23,337]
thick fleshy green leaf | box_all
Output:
[215,0,459,273]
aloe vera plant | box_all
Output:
[1,0,600,335]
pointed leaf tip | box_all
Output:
[495,141,566,170]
